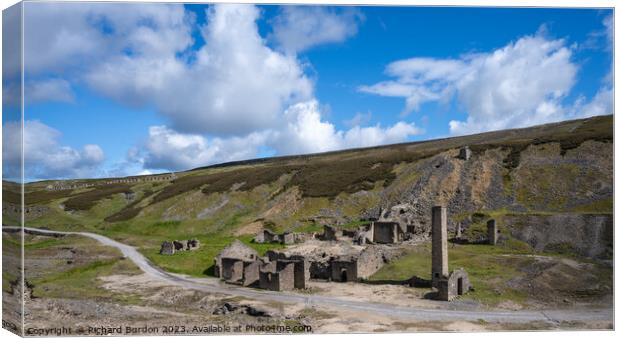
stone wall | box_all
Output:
[221,258,244,283]
[372,222,400,244]
[357,246,388,278]
[331,258,358,282]
[437,268,471,301]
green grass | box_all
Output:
[63,184,132,211]
[370,242,534,306]
[143,234,285,277]
[31,258,142,304]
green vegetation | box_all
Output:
[105,189,154,222]
[63,184,132,211]
[144,234,284,277]
[31,258,142,304]
[370,243,533,306]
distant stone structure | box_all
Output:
[487,219,498,245]
[458,146,472,160]
[254,229,277,243]
[160,241,175,255]
[45,173,177,191]
[431,205,472,301]
[331,256,358,282]
[253,229,309,245]
[321,225,342,241]
[159,238,200,255]
[370,221,404,244]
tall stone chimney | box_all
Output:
[432,205,448,285]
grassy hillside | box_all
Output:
[3,115,613,279]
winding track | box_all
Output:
[6,226,613,324]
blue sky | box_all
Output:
[2,3,614,181]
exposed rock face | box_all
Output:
[363,139,612,247]
[502,213,613,259]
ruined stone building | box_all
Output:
[254,229,277,243]
[369,221,405,244]
[258,258,309,291]
[330,256,358,282]
[214,241,309,291]
[259,260,296,291]
[329,245,390,282]
[214,240,258,278]
[436,268,472,301]
[159,238,200,255]
[254,229,310,245]
[160,241,175,255]
[431,205,472,301]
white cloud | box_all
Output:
[132,101,423,171]
[270,100,423,155]
[2,120,105,180]
[83,4,313,136]
[136,125,270,171]
[270,6,364,53]
[25,79,75,104]
[360,34,595,135]
[571,86,613,119]
[344,111,372,128]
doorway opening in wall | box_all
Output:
[340,269,348,282]
[457,277,463,295]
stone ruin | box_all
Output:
[159,238,200,255]
[214,240,309,291]
[254,229,312,245]
[213,205,472,301]
[319,221,409,245]
[431,205,472,301]
[45,173,177,191]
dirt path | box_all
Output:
[7,226,612,324]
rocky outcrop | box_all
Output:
[502,213,613,259]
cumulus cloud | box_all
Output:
[270,6,364,53]
[270,100,423,155]
[360,33,589,134]
[131,101,423,171]
[2,120,105,180]
[135,125,270,171]
[83,4,313,135]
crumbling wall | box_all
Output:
[331,259,358,282]
[243,261,260,287]
[437,268,471,301]
[221,258,244,283]
[372,222,400,244]
[357,246,387,278]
